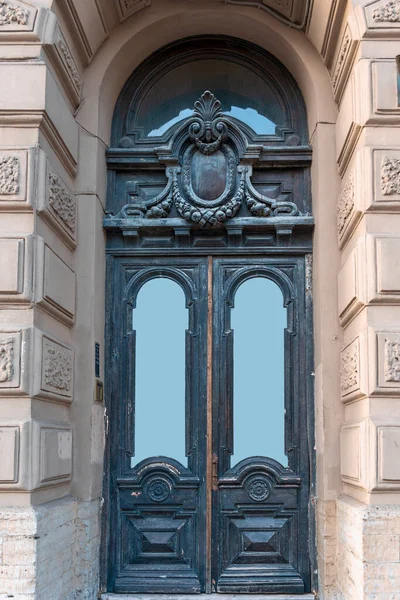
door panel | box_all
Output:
[211,258,310,593]
[110,257,209,594]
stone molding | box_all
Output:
[340,419,366,487]
[44,24,82,108]
[55,28,82,94]
[0,426,19,483]
[115,0,151,22]
[321,0,348,66]
[330,22,358,104]
[35,237,76,326]
[0,419,72,490]
[338,239,366,326]
[366,235,400,305]
[0,234,35,307]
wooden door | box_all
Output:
[104,253,311,594]
[103,37,315,595]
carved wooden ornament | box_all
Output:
[113,91,300,227]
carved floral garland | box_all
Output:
[0,156,19,195]
[385,338,400,382]
[0,0,30,26]
[0,337,14,383]
[44,345,73,393]
[381,156,400,195]
[337,174,354,236]
[48,171,76,234]
[373,0,400,22]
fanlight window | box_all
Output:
[112,37,308,148]
[133,59,286,137]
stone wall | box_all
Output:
[0,0,399,597]
[337,496,400,599]
[0,497,101,600]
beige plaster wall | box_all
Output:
[0,0,399,598]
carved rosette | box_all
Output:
[0,1,30,26]
[115,91,300,227]
[246,477,271,502]
[381,157,400,195]
[146,477,171,502]
[0,156,19,195]
[384,338,400,382]
[373,0,400,22]
[0,337,14,383]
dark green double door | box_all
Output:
[105,253,312,595]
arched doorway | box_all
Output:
[103,36,314,595]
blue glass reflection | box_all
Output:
[131,278,188,467]
[231,277,288,467]
[148,106,276,137]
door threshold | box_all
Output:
[102,595,315,599]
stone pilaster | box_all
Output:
[334,1,400,596]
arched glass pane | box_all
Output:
[135,59,285,137]
[131,278,188,467]
[231,277,287,467]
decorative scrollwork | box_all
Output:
[174,168,245,226]
[244,167,299,217]
[146,477,171,502]
[111,91,301,227]
[246,477,271,502]
[189,90,228,155]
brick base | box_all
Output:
[0,496,101,600]
[337,495,400,599]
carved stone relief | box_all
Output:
[0,1,29,26]
[118,0,151,19]
[0,156,19,195]
[113,91,300,228]
[373,0,400,22]
[331,30,351,90]
[55,30,82,94]
[0,337,14,383]
[384,337,400,382]
[340,338,360,396]
[381,157,400,195]
[43,337,73,396]
[48,171,76,234]
[224,0,308,26]
[337,174,354,237]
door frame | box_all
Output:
[101,34,316,595]
[101,248,316,594]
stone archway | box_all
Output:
[0,1,399,598]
